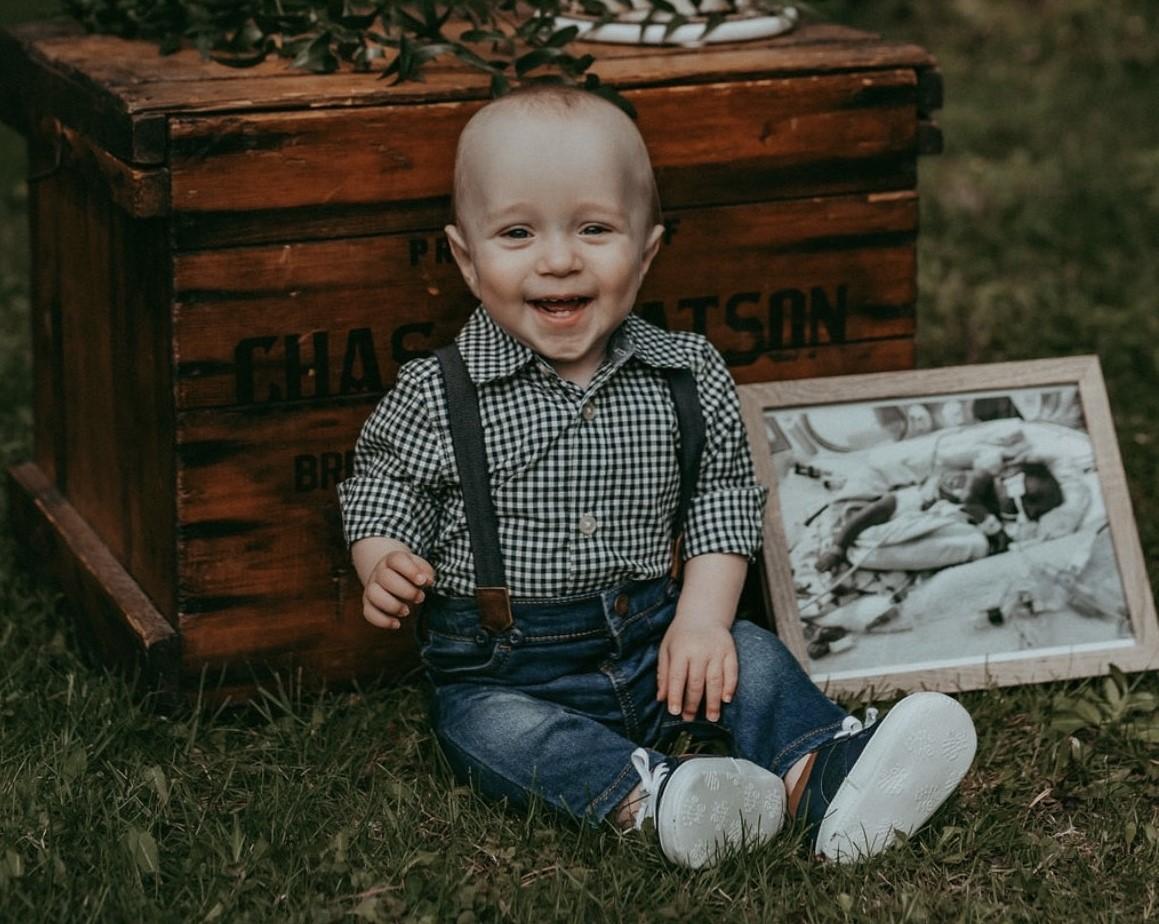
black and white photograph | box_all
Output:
[740,358,1159,694]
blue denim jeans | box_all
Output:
[422,575,847,825]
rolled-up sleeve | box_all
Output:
[336,363,445,557]
[680,342,769,562]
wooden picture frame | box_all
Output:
[738,356,1159,695]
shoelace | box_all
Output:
[833,706,879,740]
[629,748,669,831]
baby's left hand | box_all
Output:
[657,617,738,723]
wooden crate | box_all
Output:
[0,18,941,700]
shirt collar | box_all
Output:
[455,307,538,383]
[454,306,691,385]
[616,313,692,370]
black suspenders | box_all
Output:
[434,344,705,633]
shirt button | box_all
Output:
[581,401,596,422]
[578,513,598,537]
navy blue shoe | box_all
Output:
[790,692,976,862]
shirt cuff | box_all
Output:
[336,476,434,558]
[681,484,768,562]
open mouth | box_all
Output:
[528,296,593,315]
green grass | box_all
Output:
[2,1,1158,920]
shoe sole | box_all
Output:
[657,757,786,870]
[815,691,976,863]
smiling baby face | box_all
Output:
[445,89,665,388]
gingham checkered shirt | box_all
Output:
[337,307,768,599]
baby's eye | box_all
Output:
[501,227,532,240]
[580,224,611,236]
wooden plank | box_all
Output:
[178,595,419,697]
[170,193,917,409]
[171,156,920,253]
[55,161,125,556]
[113,38,933,114]
[27,135,65,487]
[112,206,177,620]
[7,462,180,703]
[49,161,177,620]
[173,197,453,251]
[25,20,922,87]
[168,70,918,213]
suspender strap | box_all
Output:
[434,343,705,630]
[433,344,513,633]
[664,367,706,573]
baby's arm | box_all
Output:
[339,362,446,631]
[656,339,766,722]
[352,537,436,631]
[657,552,748,722]
[816,493,899,572]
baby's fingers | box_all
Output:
[375,565,428,607]
[363,582,411,629]
[682,662,706,721]
[704,659,724,722]
[402,552,436,589]
[666,656,688,717]
[656,643,669,703]
[723,648,738,706]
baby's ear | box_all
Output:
[444,225,479,297]
[640,223,666,274]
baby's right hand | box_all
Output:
[363,550,436,630]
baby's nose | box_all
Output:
[536,236,581,275]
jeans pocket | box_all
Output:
[421,631,509,681]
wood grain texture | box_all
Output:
[738,356,1159,696]
[28,133,65,487]
[168,70,917,214]
[173,197,454,251]
[174,396,418,685]
[114,200,178,621]
[171,192,918,409]
[7,462,180,702]
[41,160,177,621]
[55,159,122,554]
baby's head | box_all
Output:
[445,86,666,387]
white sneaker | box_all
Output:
[630,748,786,869]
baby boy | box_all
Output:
[338,85,976,869]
